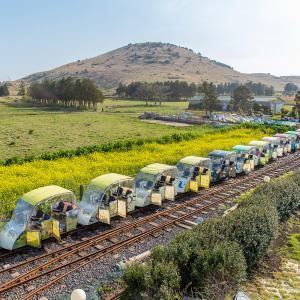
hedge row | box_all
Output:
[0,123,290,166]
[123,170,300,300]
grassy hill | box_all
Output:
[19,42,300,91]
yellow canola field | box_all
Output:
[0,127,272,215]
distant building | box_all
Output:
[188,95,285,114]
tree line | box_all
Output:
[29,77,104,110]
[116,80,276,103]
[116,81,197,103]
[193,81,256,115]
[216,81,274,96]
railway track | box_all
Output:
[0,151,300,299]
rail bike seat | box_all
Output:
[53,201,64,213]
[202,168,208,175]
[31,210,44,221]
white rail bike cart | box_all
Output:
[176,156,212,193]
[262,136,283,158]
[135,163,179,207]
[0,186,78,250]
[208,150,237,183]
[77,173,135,225]
[248,140,270,166]
[232,145,257,172]
[274,133,292,154]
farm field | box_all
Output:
[0,125,278,217]
[0,97,195,160]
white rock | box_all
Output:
[71,289,86,300]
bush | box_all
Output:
[226,203,278,267]
[123,171,299,298]
[122,262,146,296]
[240,174,300,222]
[145,260,181,300]
[191,242,246,299]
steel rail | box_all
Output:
[0,151,299,299]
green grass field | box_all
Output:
[0,97,202,160]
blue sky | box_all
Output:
[1,0,299,81]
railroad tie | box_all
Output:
[94,244,104,250]
[185,206,196,211]
[136,226,146,232]
[167,211,178,219]
[183,220,198,226]
[124,232,134,238]
[176,211,186,215]
[175,222,193,230]
[152,232,161,238]
[108,237,119,244]
[148,221,159,227]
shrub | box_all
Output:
[122,262,146,296]
[145,260,181,300]
[191,242,246,299]
[240,174,300,222]
[225,205,279,267]
[123,171,299,298]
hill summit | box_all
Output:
[21,42,300,90]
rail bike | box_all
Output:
[0,130,298,250]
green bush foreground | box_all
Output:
[122,170,300,300]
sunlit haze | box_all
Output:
[1,0,299,81]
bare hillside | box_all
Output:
[21,42,300,91]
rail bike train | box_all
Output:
[1,130,300,250]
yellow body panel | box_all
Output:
[150,193,162,206]
[41,219,53,239]
[117,199,127,218]
[189,180,199,192]
[199,175,210,188]
[109,201,118,218]
[52,219,61,240]
[165,185,175,200]
[127,197,135,213]
[27,231,41,248]
[66,216,77,232]
[243,162,251,173]
[99,208,111,224]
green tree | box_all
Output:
[284,83,298,95]
[0,84,9,96]
[294,91,300,118]
[200,81,220,115]
[17,81,26,96]
[229,85,253,114]
[253,101,263,114]
[116,83,127,97]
